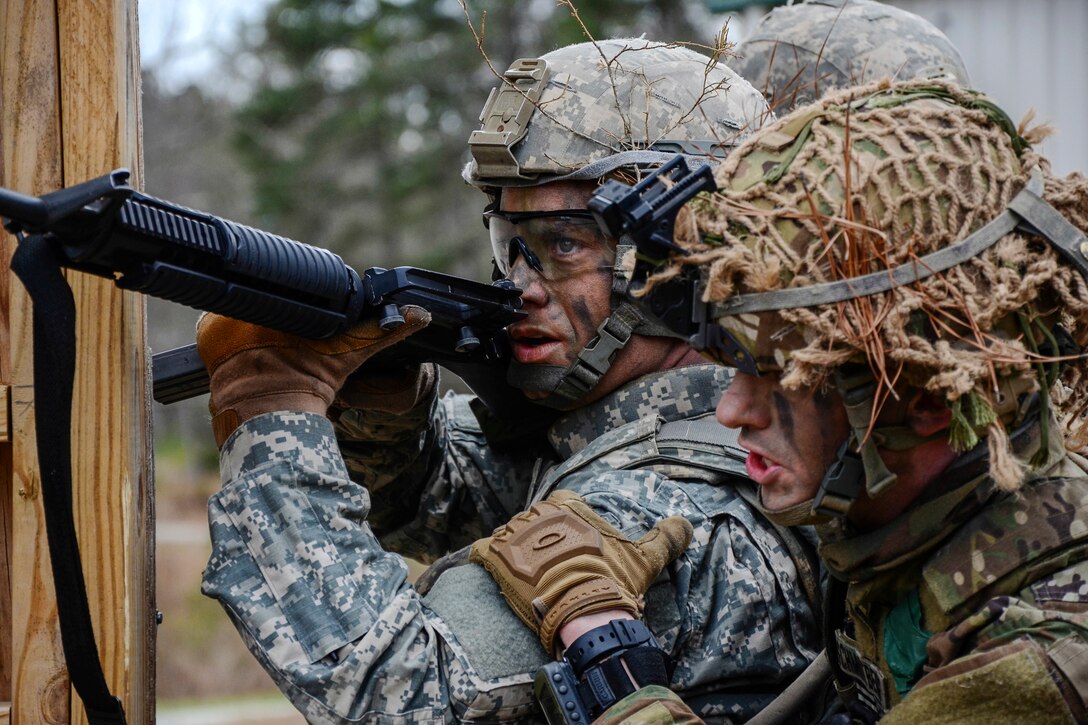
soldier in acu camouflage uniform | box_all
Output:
[584,79,1088,723]
[194,38,823,724]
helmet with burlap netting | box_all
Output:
[733,0,970,114]
[463,38,771,405]
[646,79,1088,518]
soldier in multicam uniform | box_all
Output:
[731,0,970,114]
[194,39,824,724]
[482,78,1088,723]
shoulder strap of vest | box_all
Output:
[656,415,748,467]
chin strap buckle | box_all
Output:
[554,306,638,401]
[813,440,866,518]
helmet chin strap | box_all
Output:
[506,302,641,408]
[812,367,897,519]
[811,367,955,520]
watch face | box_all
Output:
[535,661,592,724]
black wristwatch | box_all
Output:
[534,619,670,724]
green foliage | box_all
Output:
[232,0,712,277]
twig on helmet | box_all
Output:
[672,25,737,129]
[918,298,1075,367]
[812,0,848,104]
[709,196,888,241]
[557,0,596,43]
[457,0,622,156]
[824,117,902,431]
[555,1,635,141]
[907,248,1001,392]
[457,1,499,80]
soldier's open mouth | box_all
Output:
[512,337,562,364]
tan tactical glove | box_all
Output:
[469,489,693,654]
[196,307,430,447]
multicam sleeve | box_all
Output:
[201,411,543,723]
[884,573,1088,725]
[593,685,704,725]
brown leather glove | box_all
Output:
[333,361,438,415]
[469,489,693,654]
[196,307,430,447]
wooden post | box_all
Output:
[0,1,154,723]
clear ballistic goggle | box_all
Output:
[483,208,615,281]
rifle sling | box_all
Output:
[10,234,127,725]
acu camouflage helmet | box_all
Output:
[651,80,1088,499]
[464,38,769,189]
[733,0,970,113]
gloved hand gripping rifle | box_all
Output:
[0,159,712,725]
[0,169,536,725]
[0,169,529,416]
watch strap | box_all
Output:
[564,619,659,675]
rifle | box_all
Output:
[0,169,533,418]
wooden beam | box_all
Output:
[56,2,154,723]
[1,0,153,723]
[0,0,69,718]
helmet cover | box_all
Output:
[733,0,970,113]
[465,38,770,188]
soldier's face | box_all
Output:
[499,181,690,405]
[715,371,850,511]
[499,181,614,375]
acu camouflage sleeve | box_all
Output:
[201,412,542,723]
[333,383,441,543]
[334,389,538,563]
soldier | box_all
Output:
[478,79,1088,722]
[195,39,823,723]
[732,0,970,114]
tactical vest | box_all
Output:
[528,411,824,631]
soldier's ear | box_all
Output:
[905,390,952,437]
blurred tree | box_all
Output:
[232,0,718,279]
[142,70,257,453]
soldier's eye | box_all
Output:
[554,238,580,255]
